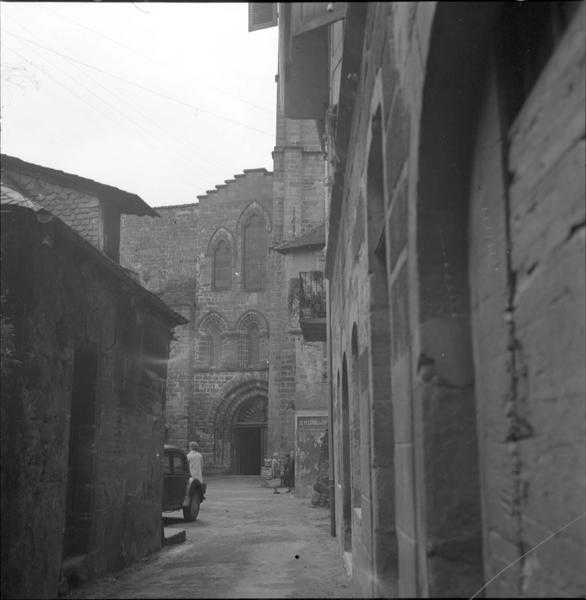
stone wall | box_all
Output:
[272,110,328,454]
[4,171,102,248]
[469,5,586,595]
[1,208,174,599]
[121,204,199,448]
[324,2,585,598]
[122,112,330,473]
[122,171,277,471]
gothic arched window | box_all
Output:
[208,329,221,367]
[236,311,268,368]
[243,214,266,291]
[213,240,232,291]
[246,323,260,366]
[199,313,226,368]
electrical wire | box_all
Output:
[2,14,227,174]
[37,3,275,115]
[4,45,141,141]
[131,2,152,15]
[4,41,211,178]
[1,16,225,173]
[2,27,274,137]
[16,33,224,173]
[3,44,214,195]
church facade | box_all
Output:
[121,111,328,489]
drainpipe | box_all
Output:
[327,277,336,537]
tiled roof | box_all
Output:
[274,223,326,253]
[1,154,159,217]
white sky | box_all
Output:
[0,2,278,207]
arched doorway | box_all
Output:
[232,396,267,475]
[210,378,269,473]
[341,354,352,551]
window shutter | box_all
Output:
[290,3,347,36]
[248,3,277,32]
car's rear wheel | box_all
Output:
[183,494,200,522]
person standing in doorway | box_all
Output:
[187,441,204,483]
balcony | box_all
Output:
[299,271,326,341]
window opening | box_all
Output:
[209,329,221,367]
[243,214,267,290]
[213,240,232,290]
[172,454,184,474]
[246,323,260,366]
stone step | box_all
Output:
[163,528,186,546]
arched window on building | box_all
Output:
[243,214,266,291]
[246,323,260,366]
[237,311,268,368]
[213,240,232,291]
[208,328,222,367]
[199,313,227,368]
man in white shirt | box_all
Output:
[187,441,204,483]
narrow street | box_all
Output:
[3,4,583,598]
[66,476,353,599]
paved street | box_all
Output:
[66,476,352,599]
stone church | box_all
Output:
[120,106,329,496]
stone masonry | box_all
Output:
[121,125,329,476]
[275,2,586,598]
[1,184,183,599]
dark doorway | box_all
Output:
[63,349,98,558]
[234,427,264,474]
[231,395,267,474]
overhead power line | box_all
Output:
[131,2,152,15]
[2,16,224,172]
[38,3,275,115]
[3,43,216,183]
[2,52,204,200]
[1,27,274,137]
[7,26,223,173]
[4,45,149,146]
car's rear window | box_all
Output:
[172,454,184,474]
[163,454,173,474]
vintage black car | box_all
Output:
[163,445,206,521]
